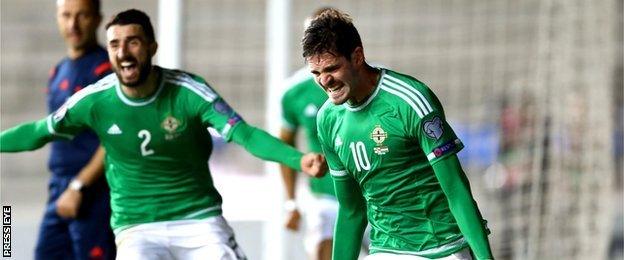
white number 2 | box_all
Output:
[138,130,155,156]
[349,141,371,172]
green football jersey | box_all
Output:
[317,69,469,257]
[281,68,335,197]
[47,66,243,232]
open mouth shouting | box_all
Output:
[326,84,346,101]
[118,59,140,83]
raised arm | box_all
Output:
[0,118,55,152]
[432,155,493,259]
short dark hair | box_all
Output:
[105,9,155,43]
[302,8,362,59]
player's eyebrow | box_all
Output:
[127,35,144,41]
[108,35,143,44]
[310,63,340,75]
[322,64,339,72]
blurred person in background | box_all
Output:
[1,8,327,260]
[304,8,493,260]
[35,0,115,259]
[278,7,338,260]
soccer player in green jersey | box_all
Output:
[1,9,326,260]
[302,8,494,260]
[280,66,336,260]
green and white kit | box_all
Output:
[317,68,491,259]
[1,66,304,234]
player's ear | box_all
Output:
[149,41,158,57]
[351,47,365,66]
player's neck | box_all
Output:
[67,42,98,60]
[348,66,381,106]
[120,67,159,99]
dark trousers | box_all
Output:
[35,176,115,260]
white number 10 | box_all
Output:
[349,141,370,172]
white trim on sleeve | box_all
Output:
[329,169,348,177]
[46,115,74,139]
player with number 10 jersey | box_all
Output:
[317,68,485,257]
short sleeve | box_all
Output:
[316,109,348,180]
[322,141,349,180]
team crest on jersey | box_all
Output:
[161,116,181,140]
[370,125,389,155]
[423,117,444,140]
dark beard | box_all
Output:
[117,59,153,88]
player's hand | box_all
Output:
[284,209,302,231]
[56,188,82,218]
[300,153,327,178]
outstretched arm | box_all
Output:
[332,176,367,260]
[0,118,55,152]
[56,146,106,218]
[230,122,326,177]
[432,155,493,259]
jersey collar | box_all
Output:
[344,68,385,112]
[115,66,165,106]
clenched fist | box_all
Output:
[300,153,327,178]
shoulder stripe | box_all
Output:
[383,74,433,113]
[164,71,212,93]
[163,70,217,96]
[381,80,431,116]
[164,73,217,102]
[380,84,426,118]
[65,74,117,109]
[168,77,217,102]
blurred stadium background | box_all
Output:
[1,0,622,259]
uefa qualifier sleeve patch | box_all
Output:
[423,116,444,140]
[213,99,244,137]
